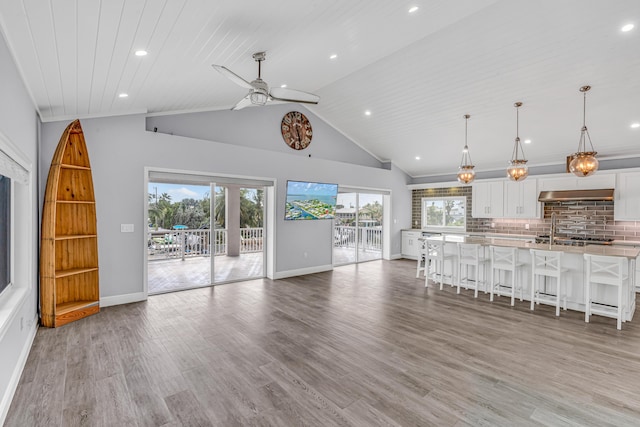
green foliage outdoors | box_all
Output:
[148,188,264,230]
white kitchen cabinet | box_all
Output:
[401,230,423,259]
[472,181,504,218]
[504,179,539,218]
[615,172,640,220]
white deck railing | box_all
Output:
[149,225,380,260]
[334,225,382,252]
[241,227,263,253]
[148,227,263,260]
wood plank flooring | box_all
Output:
[6,259,640,426]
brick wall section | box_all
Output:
[412,187,640,241]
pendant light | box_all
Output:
[457,114,475,184]
[507,102,529,181]
[569,85,599,177]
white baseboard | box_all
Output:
[390,253,403,260]
[100,292,147,307]
[273,264,333,280]
[0,316,38,426]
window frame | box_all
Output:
[0,135,33,342]
[421,196,466,232]
[0,174,10,296]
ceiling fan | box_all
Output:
[212,52,320,110]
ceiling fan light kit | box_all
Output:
[507,102,529,182]
[212,51,320,110]
[457,114,476,184]
[569,85,599,177]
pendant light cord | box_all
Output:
[460,115,472,167]
[511,103,526,162]
[583,90,587,128]
[578,87,596,153]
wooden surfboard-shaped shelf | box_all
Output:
[41,119,99,327]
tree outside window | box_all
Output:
[422,197,465,230]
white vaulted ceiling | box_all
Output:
[0,0,638,177]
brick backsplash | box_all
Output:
[412,187,640,241]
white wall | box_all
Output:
[0,30,39,424]
[40,110,411,300]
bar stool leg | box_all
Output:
[489,265,495,302]
[530,271,536,310]
[585,279,590,323]
[617,285,623,330]
[473,264,479,298]
[555,275,561,317]
[510,269,516,307]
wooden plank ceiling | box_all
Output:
[0,0,638,177]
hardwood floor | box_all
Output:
[6,259,640,426]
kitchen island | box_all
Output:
[424,235,640,322]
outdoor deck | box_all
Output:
[147,226,382,294]
[148,246,382,294]
[148,253,264,294]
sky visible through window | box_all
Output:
[148,183,211,202]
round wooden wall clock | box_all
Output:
[281,111,312,150]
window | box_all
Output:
[422,196,466,230]
[0,174,9,295]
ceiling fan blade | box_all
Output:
[269,87,320,104]
[231,94,253,111]
[212,65,253,89]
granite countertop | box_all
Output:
[611,240,640,247]
[407,230,535,240]
[425,235,640,259]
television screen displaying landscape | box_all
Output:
[285,180,338,220]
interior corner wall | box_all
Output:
[0,29,39,424]
[39,113,412,301]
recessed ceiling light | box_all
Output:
[364,110,371,116]
[631,123,640,128]
[329,54,338,60]
[280,84,287,88]
[134,50,148,56]
[118,93,128,98]
[409,6,419,13]
[621,23,635,32]
[524,139,532,144]
[415,156,421,160]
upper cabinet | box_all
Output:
[472,181,504,218]
[615,172,640,221]
[504,179,539,218]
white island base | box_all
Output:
[426,235,639,323]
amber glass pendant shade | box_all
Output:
[570,151,599,177]
[457,165,476,184]
[507,160,529,181]
[570,86,599,177]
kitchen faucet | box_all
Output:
[550,212,557,246]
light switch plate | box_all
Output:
[121,224,134,233]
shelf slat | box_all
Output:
[60,163,91,170]
[55,267,98,278]
[55,234,97,240]
[56,300,99,316]
[56,200,95,204]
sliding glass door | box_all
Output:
[211,184,265,283]
[146,171,272,294]
[333,191,383,265]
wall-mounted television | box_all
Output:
[285,180,338,220]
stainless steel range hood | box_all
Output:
[538,188,615,202]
